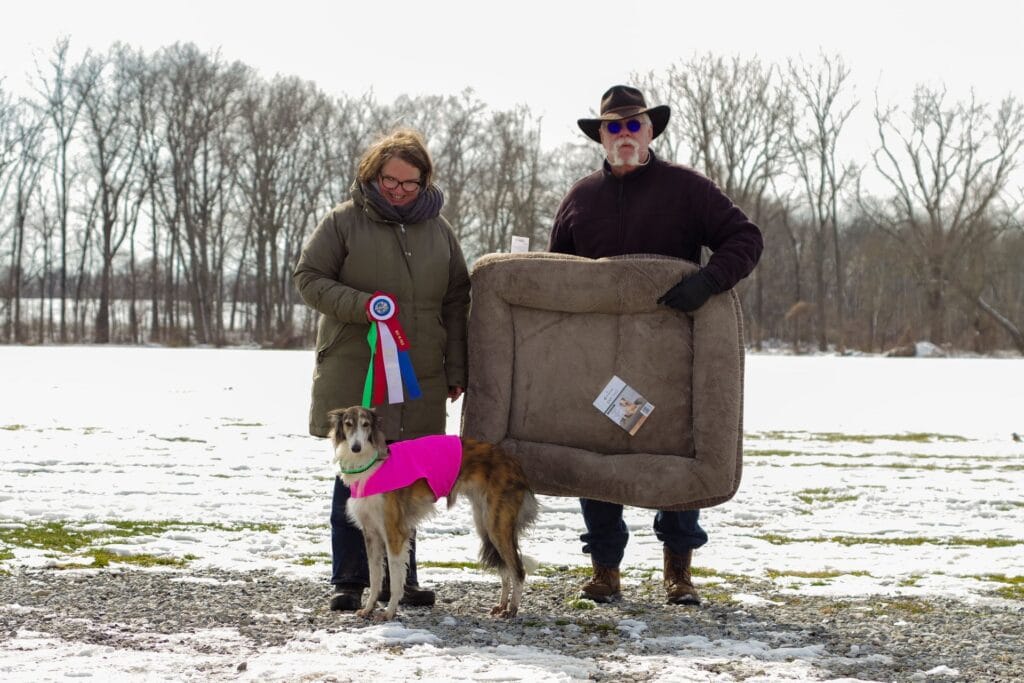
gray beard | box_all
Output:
[608,140,645,167]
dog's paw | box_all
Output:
[379,609,398,622]
[355,607,375,619]
[490,601,520,618]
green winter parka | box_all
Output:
[293,183,470,439]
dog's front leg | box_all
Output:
[357,532,385,619]
[381,532,410,621]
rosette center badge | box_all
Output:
[370,295,395,321]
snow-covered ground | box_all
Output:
[1,346,1022,681]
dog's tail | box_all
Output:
[478,488,539,577]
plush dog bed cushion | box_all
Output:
[462,252,745,510]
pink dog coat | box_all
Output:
[349,434,462,500]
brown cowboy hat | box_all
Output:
[577,85,671,142]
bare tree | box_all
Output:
[33,38,97,342]
[629,69,686,163]
[786,53,859,352]
[862,86,1024,344]
[78,46,145,343]
[951,195,1024,353]
[0,83,17,202]
[425,89,488,242]
[3,105,47,342]
[238,75,332,343]
[151,43,249,345]
[461,106,553,258]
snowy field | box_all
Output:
[1,346,1023,681]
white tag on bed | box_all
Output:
[593,375,654,436]
[510,235,530,253]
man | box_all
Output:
[548,85,763,605]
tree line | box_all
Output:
[2,40,1022,354]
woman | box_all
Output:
[294,129,470,611]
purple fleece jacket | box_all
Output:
[548,151,763,291]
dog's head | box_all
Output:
[327,406,386,463]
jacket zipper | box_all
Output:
[617,182,626,254]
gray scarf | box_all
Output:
[361,180,445,225]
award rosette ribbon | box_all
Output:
[362,292,422,407]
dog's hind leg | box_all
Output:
[485,492,529,618]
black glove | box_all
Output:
[657,271,716,313]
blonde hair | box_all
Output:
[356,128,434,188]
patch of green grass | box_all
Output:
[699,586,740,604]
[418,560,479,570]
[898,575,922,587]
[745,449,805,458]
[154,436,207,443]
[1,522,109,553]
[755,533,1021,548]
[748,430,967,443]
[535,564,591,579]
[766,569,870,580]
[977,574,1024,600]
[631,567,657,581]
[2,424,27,431]
[995,585,1024,600]
[0,548,14,561]
[221,422,264,428]
[565,597,596,610]
[781,462,988,472]
[294,554,330,566]
[795,488,860,505]
[691,566,720,578]
[0,520,281,556]
[56,549,190,569]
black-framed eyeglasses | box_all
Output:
[379,174,422,193]
[604,118,643,134]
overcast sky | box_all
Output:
[2,0,1022,150]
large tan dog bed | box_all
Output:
[462,252,745,511]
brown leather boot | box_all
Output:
[579,561,621,603]
[664,548,701,605]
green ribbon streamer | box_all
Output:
[361,324,378,408]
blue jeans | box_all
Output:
[330,476,419,587]
[579,498,707,568]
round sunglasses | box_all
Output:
[603,118,643,134]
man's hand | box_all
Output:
[657,272,715,313]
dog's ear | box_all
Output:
[372,411,388,454]
[326,409,345,441]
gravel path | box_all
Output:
[2,567,1021,682]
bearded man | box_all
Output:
[548,85,763,605]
